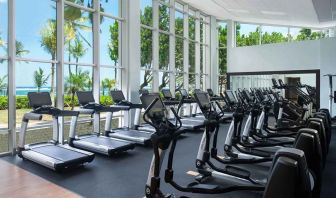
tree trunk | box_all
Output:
[50,56,55,106]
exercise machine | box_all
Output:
[18,92,95,171]
[108,90,152,146]
[141,92,313,198]
[69,91,135,156]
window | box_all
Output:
[141,27,153,69]
[16,0,56,60]
[188,74,195,91]
[140,0,153,27]
[218,22,227,93]
[175,37,184,72]
[189,42,195,73]
[159,3,169,32]
[261,25,288,44]
[175,72,184,91]
[0,61,8,153]
[64,6,93,64]
[294,28,323,41]
[100,17,120,66]
[159,72,169,91]
[236,23,261,47]
[0,0,8,56]
[159,33,169,70]
[140,70,153,91]
[189,16,196,40]
[175,10,183,36]
[100,0,120,17]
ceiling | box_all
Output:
[181,0,336,28]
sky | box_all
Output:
[0,0,119,87]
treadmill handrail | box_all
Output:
[22,112,42,122]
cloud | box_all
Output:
[0,0,6,3]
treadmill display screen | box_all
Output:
[225,90,236,103]
[76,91,95,105]
[194,92,210,109]
[162,89,172,99]
[110,90,126,103]
[28,92,52,108]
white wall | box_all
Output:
[320,38,336,116]
[227,37,336,116]
[228,40,320,73]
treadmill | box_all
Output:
[178,89,205,121]
[68,91,135,156]
[17,92,95,171]
[161,89,204,131]
[107,90,152,146]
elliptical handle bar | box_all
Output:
[169,107,182,130]
[142,97,160,130]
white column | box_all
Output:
[56,0,65,143]
[183,5,189,91]
[226,19,235,90]
[209,16,218,92]
[8,0,16,153]
[122,0,141,126]
[169,0,176,97]
[152,0,159,92]
[204,17,211,89]
[195,11,200,89]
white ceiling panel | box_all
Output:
[182,0,334,28]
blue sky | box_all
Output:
[0,0,119,87]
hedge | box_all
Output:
[0,95,113,110]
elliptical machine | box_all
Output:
[141,92,314,198]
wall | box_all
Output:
[228,40,320,73]
[320,37,336,116]
[227,37,336,116]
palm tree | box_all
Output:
[101,78,116,95]
[69,39,87,74]
[65,69,90,109]
[0,75,7,96]
[40,20,56,104]
[15,41,30,57]
[33,68,50,92]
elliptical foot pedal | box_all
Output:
[188,182,219,190]
[247,148,272,158]
[225,165,251,179]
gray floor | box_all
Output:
[2,122,335,198]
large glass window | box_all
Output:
[64,6,93,64]
[294,28,323,41]
[175,10,183,36]
[100,0,120,17]
[218,22,227,93]
[141,27,153,69]
[140,70,153,91]
[0,61,8,153]
[261,25,288,44]
[159,72,169,91]
[189,42,195,73]
[175,72,184,91]
[100,67,121,96]
[236,23,261,47]
[159,33,169,70]
[0,0,8,56]
[189,16,196,40]
[16,0,56,60]
[140,0,153,27]
[159,3,169,32]
[100,17,120,66]
[175,37,184,72]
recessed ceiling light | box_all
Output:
[261,11,287,16]
[227,9,250,14]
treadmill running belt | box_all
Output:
[80,136,131,148]
[32,145,87,162]
[112,129,152,138]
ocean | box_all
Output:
[0,87,110,96]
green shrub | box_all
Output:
[0,96,7,110]
[0,95,114,110]
[16,96,29,109]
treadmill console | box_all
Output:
[162,89,173,100]
[76,91,96,106]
